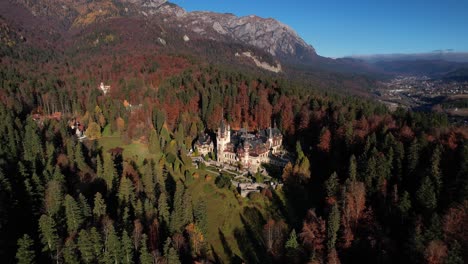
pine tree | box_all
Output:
[139,234,153,264]
[349,155,357,181]
[182,191,194,227]
[38,214,58,256]
[285,229,299,257]
[16,234,35,264]
[325,172,339,198]
[416,176,437,212]
[142,162,156,201]
[96,155,104,179]
[75,142,87,172]
[407,138,420,177]
[149,129,161,154]
[64,194,84,233]
[89,227,103,259]
[167,247,181,264]
[327,203,340,251]
[23,118,43,164]
[44,179,63,216]
[93,192,107,219]
[105,225,121,264]
[122,230,134,264]
[103,153,117,191]
[170,181,185,233]
[78,229,95,263]
[118,176,134,204]
[63,238,79,264]
[398,191,412,218]
[79,193,91,220]
[430,145,442,197]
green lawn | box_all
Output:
[98,136,157,165]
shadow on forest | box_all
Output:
[218,229,243,264]
[233,207,270,264]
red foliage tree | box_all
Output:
[300,210,326,258]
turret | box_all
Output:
[243,142,250,168]
[268,127,273,149]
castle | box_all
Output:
[216,121,283,171]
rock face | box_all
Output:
[144,4,316,60]
[9,0,316,62]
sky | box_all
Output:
[170,0,468,58]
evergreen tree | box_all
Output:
[75,142,87,172]
[103,153,117,191]
[149,129,161,154]
[158,191,170,226]
[445,241,463,264]
[285,229,300,257]
[44,179,63,216]
[93,192,107,219]
[79,193,92,220]
[327,203,340,251]
[141,162,156,201]
[105,225,121,264]
[122,230,134,264]
[167,247,181,264]
[38,214,58,256]
[139,234,153,264]
[416,176,437,212]
[78,229,95,263]
[64,194,84,233]
[63,238,79,264]
[407,138,420,177]
[398,191,412,218]
[118,176,134,204]
[22,118,43,164]
[182,191,194,227]
[430,145,442,197]
[349,155,357,181]
[325,172,339,198]
[89,227,103,260]
[96,155,104,179]
[16,234,35,264]
[170,181,185,233]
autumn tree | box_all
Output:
[86,122,102,139]
[300,210,326,259]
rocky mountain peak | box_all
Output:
[7,0,316,61]
[150,3,316,60]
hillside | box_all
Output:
[0,1,467,264]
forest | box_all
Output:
[0,16,467,264]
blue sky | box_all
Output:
[170,0,468,58]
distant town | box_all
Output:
[375,75,468,123]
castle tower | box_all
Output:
[217,120,230,163]
[268,126,273,149]
[243,142,250,168]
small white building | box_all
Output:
[99,82,111,95]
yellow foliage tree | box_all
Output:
[86,122,101,140]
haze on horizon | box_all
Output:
[171,0,468,58]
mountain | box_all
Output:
[4,0,317,65]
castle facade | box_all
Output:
[216,121,283,171]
